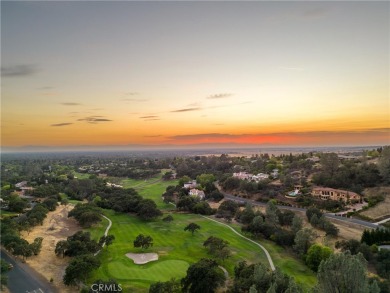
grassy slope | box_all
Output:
[87,173,317,292]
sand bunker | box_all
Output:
[126,253,159,264]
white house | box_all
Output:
[189,189,205,200]
[184,180,198,189]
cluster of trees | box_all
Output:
[230,261,301,292]
[0,201,54,260]
[0,259,11,289]
[306,207,339,237]
[176,196,214,215]
[361,228,390,245]
[55,231,100,257]
[95,188,162,221]
[335,238,390,291]
[1,234,43,261]
[55,231,114,287]
[68,203,102,228]
[312,151,388,194]
[103,166,160,179]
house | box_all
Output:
[106,182,123,188]
[271,169,279,178]
[189,189,205,200]
[233,172,252,180]
[311,187,362,203]
[184,180,198,189]
[15,181,28,188]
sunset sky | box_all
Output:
[1,1,389,150]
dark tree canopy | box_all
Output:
[184,223,201,236]
[133,234,153,250]
[181,258,225,293]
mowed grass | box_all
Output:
[260,240,317,292]
[120,174,179,210]
[86,173,317,292]
[87,210,269,292]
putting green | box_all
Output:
[105,259,189,281]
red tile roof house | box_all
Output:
[311,187,362,203]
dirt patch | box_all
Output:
[21,204,81,293]
[125,253,159,264]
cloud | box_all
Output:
[77,116,112,124]
[122,98,148,102]
[207,93,233,99]
[61,102,82,106]
[144,119,161,121]
[167,128,390,142]
[144,135,162,137]
[51,123,73,127]
[125,92,139,95]
[1,64,38,77]
[140,115,159,119]
[171,107,202,113]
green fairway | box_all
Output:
[86,173,317,292]
[87,210,269,292]
[120,174,179,209]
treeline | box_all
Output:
[55,230,115,287]
[95,188,162,221]
[361,228,390,246]
[312,150,390,193]
[0,201,58,260]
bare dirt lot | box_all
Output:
[21,204,81,293]
[360,187,390,221]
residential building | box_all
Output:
[311,187,362,203]
[189,189,205,200]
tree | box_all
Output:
[162,215,174,223]
[376,249,390,279]
[30,237,43,255]
[291,215,303,234]
[320,153,340,176]
[293,228,316,257]
[55,240,69,258]
[306,207,323,222]
[316,252,379,293]
[181,258,225,293]
[99,235,115,249]
[137,199,162,221]
[133,234,153,250]
[378,146,390,183]
[265,200,279,227]
[63,254,100,286]
[196,174,216,187]
[203,236,229,255]
[149,278,181,293]
[305,244,332,272]
[184,223,201,236]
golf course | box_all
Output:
[87,173,317,292]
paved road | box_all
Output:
[1,248,58,293]
[220,190,380,229]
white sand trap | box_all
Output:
[126,252,159,264]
